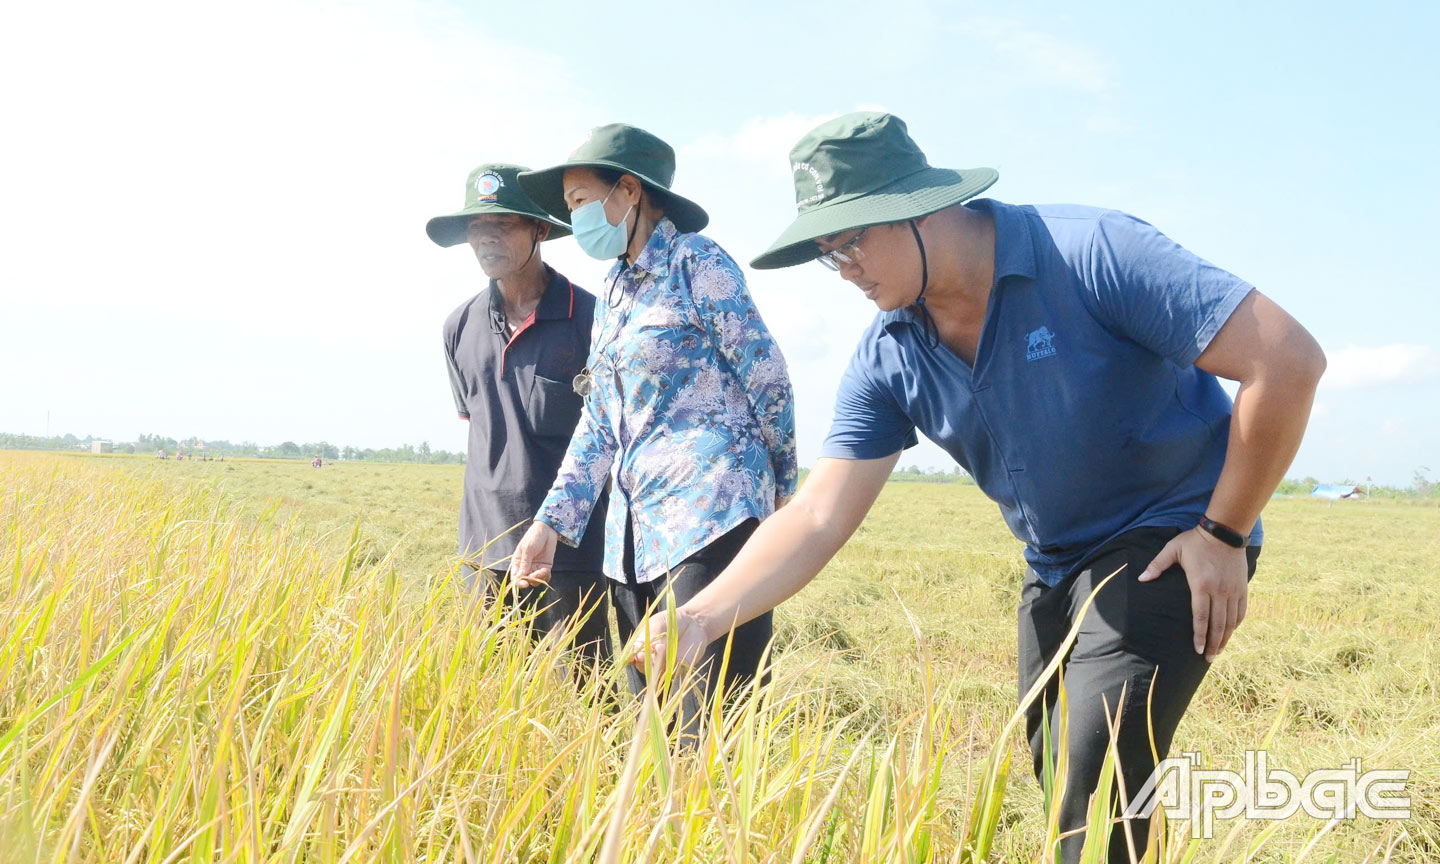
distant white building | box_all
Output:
[91,441,113,454]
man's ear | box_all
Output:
[533,220,551,243]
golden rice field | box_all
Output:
[1,450,1436,862]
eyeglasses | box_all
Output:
[815,227,870,271]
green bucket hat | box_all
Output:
[425,163,571,248]
[517,124,709,234]
[751,112,998,270]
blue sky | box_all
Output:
[1,0,1436,485]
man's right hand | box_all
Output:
[627,607,713,674]
[510,521,558,588]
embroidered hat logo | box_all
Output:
[793,161,826,207]
[476,172,503,202]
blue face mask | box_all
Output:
[570,180,633,260]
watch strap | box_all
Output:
[1198,516,1247,548]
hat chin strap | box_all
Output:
[492,230,545,336]
[619,195,642,262]
[517,231,540,270]
[607,193,645,309]
[908,219,939,349]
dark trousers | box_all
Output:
[612,518,771,742]
[1018,527,1260,864]
[462,565,612,670]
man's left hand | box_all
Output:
[1139,527,1249,663]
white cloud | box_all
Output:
[1084,112,1133,134]
[683,112,837,168]
[681,103,901,172]
[0,0,602,447]
[955,19,1110,94]
[1323,344,1440,390]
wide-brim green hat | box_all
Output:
[426,162,571,247]
[517,123,709,235]
[751,112,998,270]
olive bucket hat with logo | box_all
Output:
[751,112,999,270]
[425,163,572,247]
[517,123,709,235]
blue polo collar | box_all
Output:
[882,199,1035,333]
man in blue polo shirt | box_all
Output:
[631,114,1326,863]
[427,163,609,667]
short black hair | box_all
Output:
[591,167,624,187]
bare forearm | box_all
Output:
[685,500,844,641]
[669,453,896,644]
[1193,291,1326,534]
[1207,365,1323,533]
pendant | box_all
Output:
[573,370,594,397]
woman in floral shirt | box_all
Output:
[511,124,797,724]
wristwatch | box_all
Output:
[1197,516,1247,548]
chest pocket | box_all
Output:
[519,319,587,438]
[527,374,583,438]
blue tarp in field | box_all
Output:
[1311,484,1362,500]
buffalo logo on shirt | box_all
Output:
[1025,325,1057,362]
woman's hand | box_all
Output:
[510,521,559,588]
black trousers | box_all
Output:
[463,565,612,670]
[612,518,771,742]
[1018,527,1261,864]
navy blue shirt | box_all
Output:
[444,267,607,572]
[821,199,1261,585]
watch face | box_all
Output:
[572,372,593,397]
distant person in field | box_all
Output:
[626,113,1326,864]
[428,162,611,668]
[507,125,797,736]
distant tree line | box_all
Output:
[3,432,1438,495]
[888,464,977,484]
[0,432,465,465]
[1270,468,1438,499]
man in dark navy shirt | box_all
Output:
[428,163,609,665]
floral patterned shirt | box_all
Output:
[535,218,798,583]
